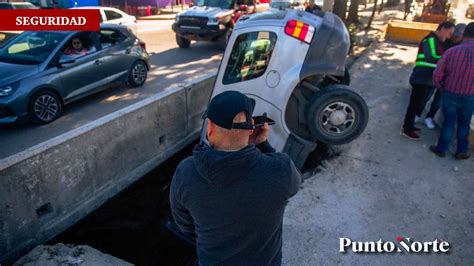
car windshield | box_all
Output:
[0,32,65,65]
[270,2,291,8]
[196,0,233,9]
[12,3,37,9]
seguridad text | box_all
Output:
[16,17,87,26]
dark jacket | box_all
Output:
[410,32,445,86]
[170,141,301,266]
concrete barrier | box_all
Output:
[0,74,216,263]
[384,20,437,44]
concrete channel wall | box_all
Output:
[0,74,215,263]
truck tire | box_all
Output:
[176,35,190,48]
[307,85,368,145]
[218,27,232,51]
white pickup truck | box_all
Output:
[172,0,269,50]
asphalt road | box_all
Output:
[0,20,223,159]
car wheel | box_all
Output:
[129,61,148,87]
[176,35,190,48]
[307,85,368,145]
[28,90,62,124]
[218,27,232,51]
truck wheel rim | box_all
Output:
[132,63,146,84]
[34,95,58,121]
[319,101,355,136]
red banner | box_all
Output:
[0,9,101,31]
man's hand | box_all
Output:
[249,122,269,145]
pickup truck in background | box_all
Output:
[172,0,269,50]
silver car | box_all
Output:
[0,24,149,124]
[204,10,368,169]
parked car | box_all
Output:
[466,4,474,18]
[201,10,368,169]
[0,2,39,9]
[172,0,269,50]
[0,24,149,125]
[72,6,138,34]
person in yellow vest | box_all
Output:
[401,21,455,140]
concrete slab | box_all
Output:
[14,243,132,266]
[283,41,474,264]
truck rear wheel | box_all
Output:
[176,35,190,48]
[307,85,368,145]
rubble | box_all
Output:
[14,244,132,266]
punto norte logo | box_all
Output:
[339,236,450,253]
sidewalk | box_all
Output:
[283,40,474,265]
[137,5,188,20]
[138,14,177,20]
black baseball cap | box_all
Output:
[203,91,256,130]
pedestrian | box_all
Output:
[414,86,441,129]
[430,22,474,160]
[444,23,466,50]
[403,0,413,20]
[305,0,321,13]
[170,91,302,265]
[402,21,455,140]
[415,23,468,129]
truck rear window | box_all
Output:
[223,31,277,85]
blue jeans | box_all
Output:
[436,92,474,153]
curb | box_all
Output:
[138,15,176,20]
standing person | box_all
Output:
[170,91,302,265]
[416,23,468,129]
[444,23,466,49]
[305,0,321,13]
[403,0,413,20]
[430,22,474,160]
[402,21,455,140]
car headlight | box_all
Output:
[175,16,180,22]
[0,82,20,97]
[207,17,218,25]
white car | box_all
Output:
[72,7,138,34]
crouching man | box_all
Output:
[170,90,302,265]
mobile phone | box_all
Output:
[253,115,275,127]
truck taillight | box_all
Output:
[284,20,315,44]
[140,41,146,51]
